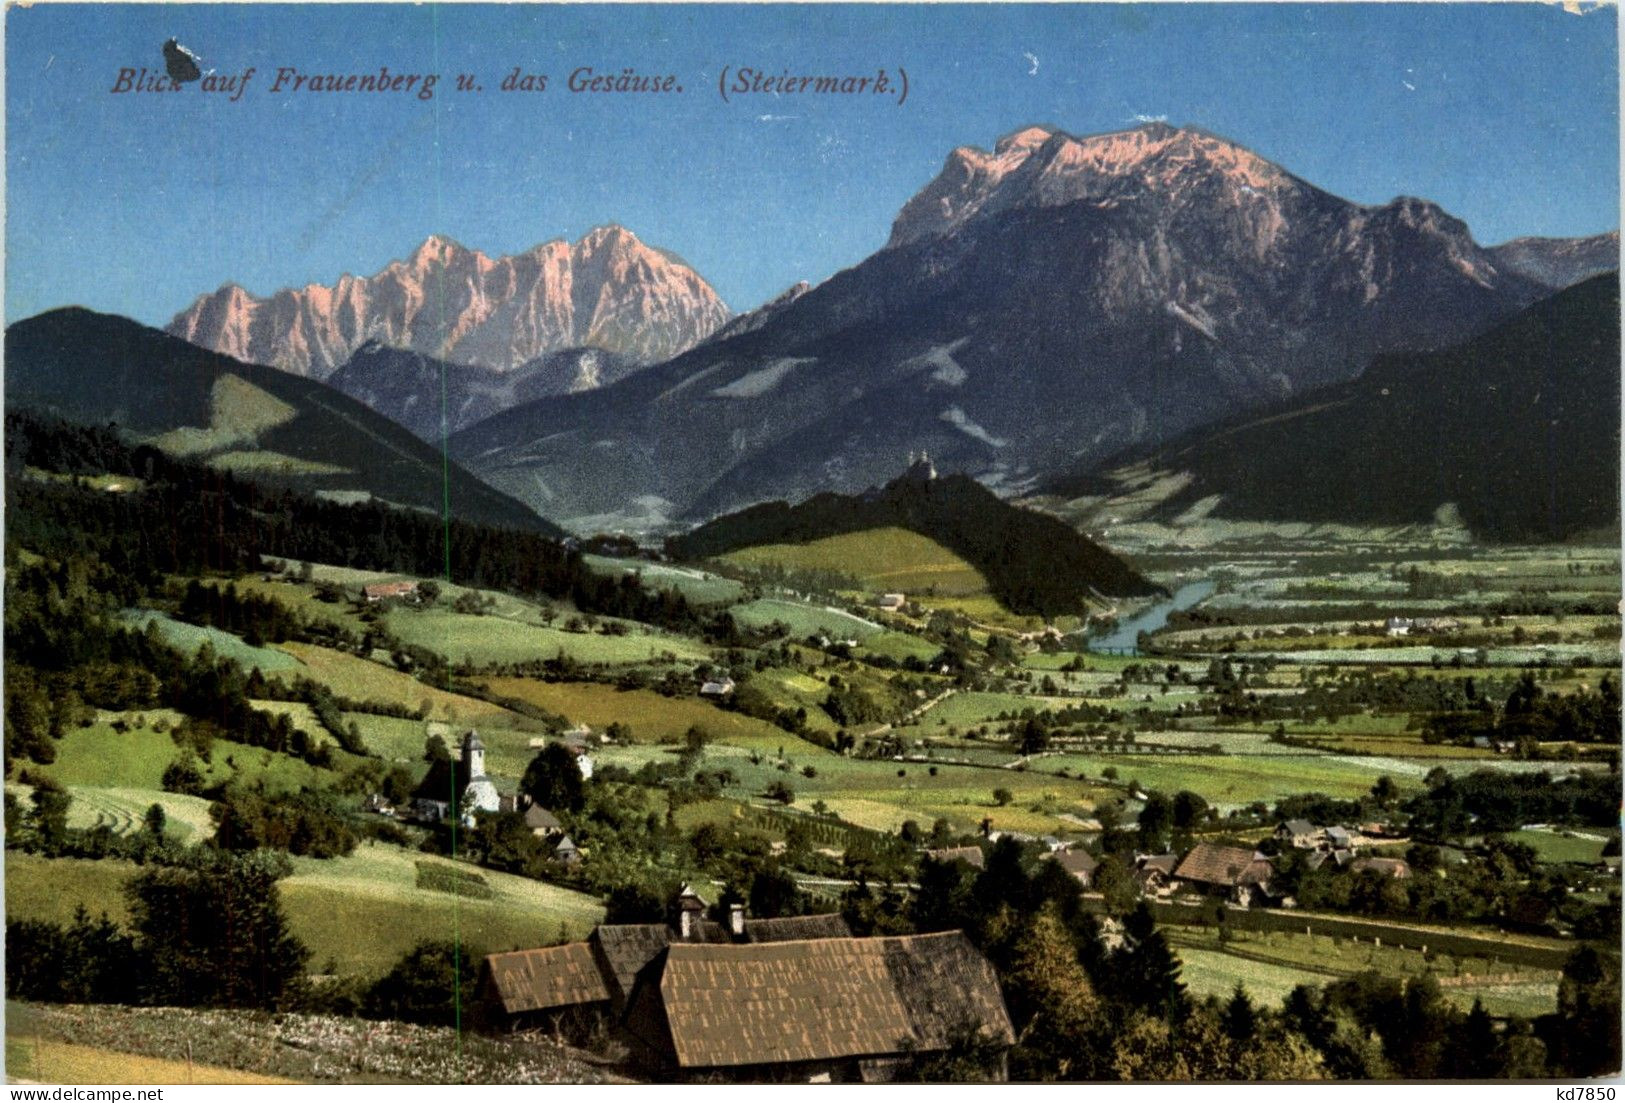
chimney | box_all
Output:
[728,903,745,937]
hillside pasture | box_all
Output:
[1170,926,1559,1018]
[727,598,885,641]
[384,608,711,667]
[585,556,746,605]
[119,610,303,673]
[26,716,350,794]
[720,527,989,598]
[280,843,604,975]
[1030,751,1408,806]
[477,678,825,754]
[65,788,217,843]
[277,643,526,726]
[5,1035,296,1085]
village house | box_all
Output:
[621,931,1013,1082]
[526,731,596,779]
[551,835,582,865]
[1135,853,1180,898]
[1324,826,1355,851]
[1172,842,1275,907]
[479,886,859,1038]
[1043,848,1099,889]
[522,802,563,839]
[699,676,736,698]
[1305,847,1355,872]
[924,845,985,870]
[875,593,907,612]
[363,580,420,603]
[1275,819,1322,850]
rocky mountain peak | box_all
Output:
[167,227,732,377]
[993,125,1057,156]
[888,122,1295,247]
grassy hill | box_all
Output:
[5,307,555,533]
[1049,274,1621,541]
[671,465,1160,618]
[720,527,989,597]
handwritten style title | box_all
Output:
[109,64,911,105]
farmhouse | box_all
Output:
[700,677,736,697]
[363,580,420,603]
[1324,825,1355,851]
[478,941,614,1035]
[1043,848,1099,888]
[1275,819,1322,850]
[875,593,907,612]
[620,931,1014,1082]
[924,845,985,870]
[522,802,563,838]
[1385,616,1413,637]
[480,886,857,1030]
[1136,853,1179,898]
[1172,842,1274,906]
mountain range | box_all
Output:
[167,225,731,377]
[444,122,1597,530]
[1047,273,1620,541]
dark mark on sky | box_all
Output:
[163,38,202,84]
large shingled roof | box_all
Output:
[634,931,1013,1070]
[483,942,611,1015]
[1173,842,1269,888]
[589,914,852,1002]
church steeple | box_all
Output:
[461,730,486,779]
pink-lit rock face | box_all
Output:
[166,225,731,378]
[888,121,1296,248]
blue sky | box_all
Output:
[6,3,1619,326]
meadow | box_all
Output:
[476,678,812,752]
[277,643,528,726]
[385,608,710,666]
[279,844,603,974]
[727,598,885,641]
[119,610,303,673]
[28,714,356,795]
[1169,926,1561,1019]
[721,527,989,597]
[3,845,604,980]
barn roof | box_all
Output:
[523,804,561,831]
[925,846,986,870]
[1046,850,1099,877]
[745,914,853,942]
[643,931,1012,1069]
[591,924,703,1002]
[1173,843,1264,888]
[588,914,851,1001]
[483,942,611,1014]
